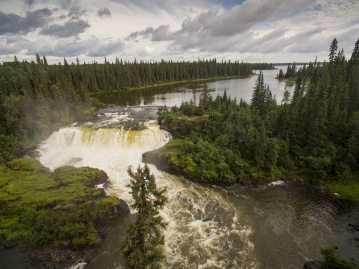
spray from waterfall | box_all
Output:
[36,106,258,269]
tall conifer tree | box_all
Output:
[121,165,167,269]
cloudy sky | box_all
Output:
[0,0,358,64]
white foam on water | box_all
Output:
[36,109,259,268]
[68,262,87,269]
[269,180,285,186]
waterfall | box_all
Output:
[36,107,258,268]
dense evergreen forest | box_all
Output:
[0,57,253,163]
[276,60,321,80]
[157,38,359,200]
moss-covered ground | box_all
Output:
[0,158,123,249]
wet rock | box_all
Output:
[114,198,130,215]
[28,246,85,268]
[349,223,359,231]
[142,149,171,172]
[97,188,106,196]
[303,260,322,269]
[92,170,109,186]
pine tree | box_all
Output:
[329,38,338,63]
[121,165,168,269]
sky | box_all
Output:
[0,0,358,64]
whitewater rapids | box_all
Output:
[36,106,258,268]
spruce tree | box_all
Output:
[121,164,168,269]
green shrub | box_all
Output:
[320,246,357,269]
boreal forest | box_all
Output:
[155,38,359,201]
[0,38,359,269]
[0,58,260,163]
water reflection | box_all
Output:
[94,68,294,107]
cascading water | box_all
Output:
[29,80,359,269]
[36,106,258,268]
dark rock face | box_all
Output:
[115,198,130,215]
[303,260,322,269]
[142,149,171,172]
[28,246,85,268]
[92,170,109,187]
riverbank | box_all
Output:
[324,176,359,203]
[142,139,284,186]
[90,75,256,95]
[143,139,359,204]
[0,158,130,268]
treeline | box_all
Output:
[277,59,321,80]
[250,62,275,70]
[158,38,359,185]
[0,57,252,163]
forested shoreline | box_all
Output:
[156,38,359,202]
[0,57,254,163]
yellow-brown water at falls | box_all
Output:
[36,107,258,268]
[35,106,359,269]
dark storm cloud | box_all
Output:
[98,8,111,18]
[40,20,90,38]
[0,9,52,35]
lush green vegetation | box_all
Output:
[0,158,123,248]
[156,38,359,201]
[319,246,358,269]
[121,165,167,269]
[0,57,253,164]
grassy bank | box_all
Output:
[0,158,128,249]
[325,174,359,203]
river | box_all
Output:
[92,68,290,107]
[11,68,359,268]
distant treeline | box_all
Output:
[0,57,253,162]
[250,63,275,70]
[158,38,359,187]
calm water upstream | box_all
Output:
[93,67,292,107]
[2,68,358,269]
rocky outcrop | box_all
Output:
[115,198,130,215]
[142,149,171,173]
[92,169,109,187]
[28,246,87,269]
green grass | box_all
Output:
[0,158,122,248]
[326,175,359,203]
